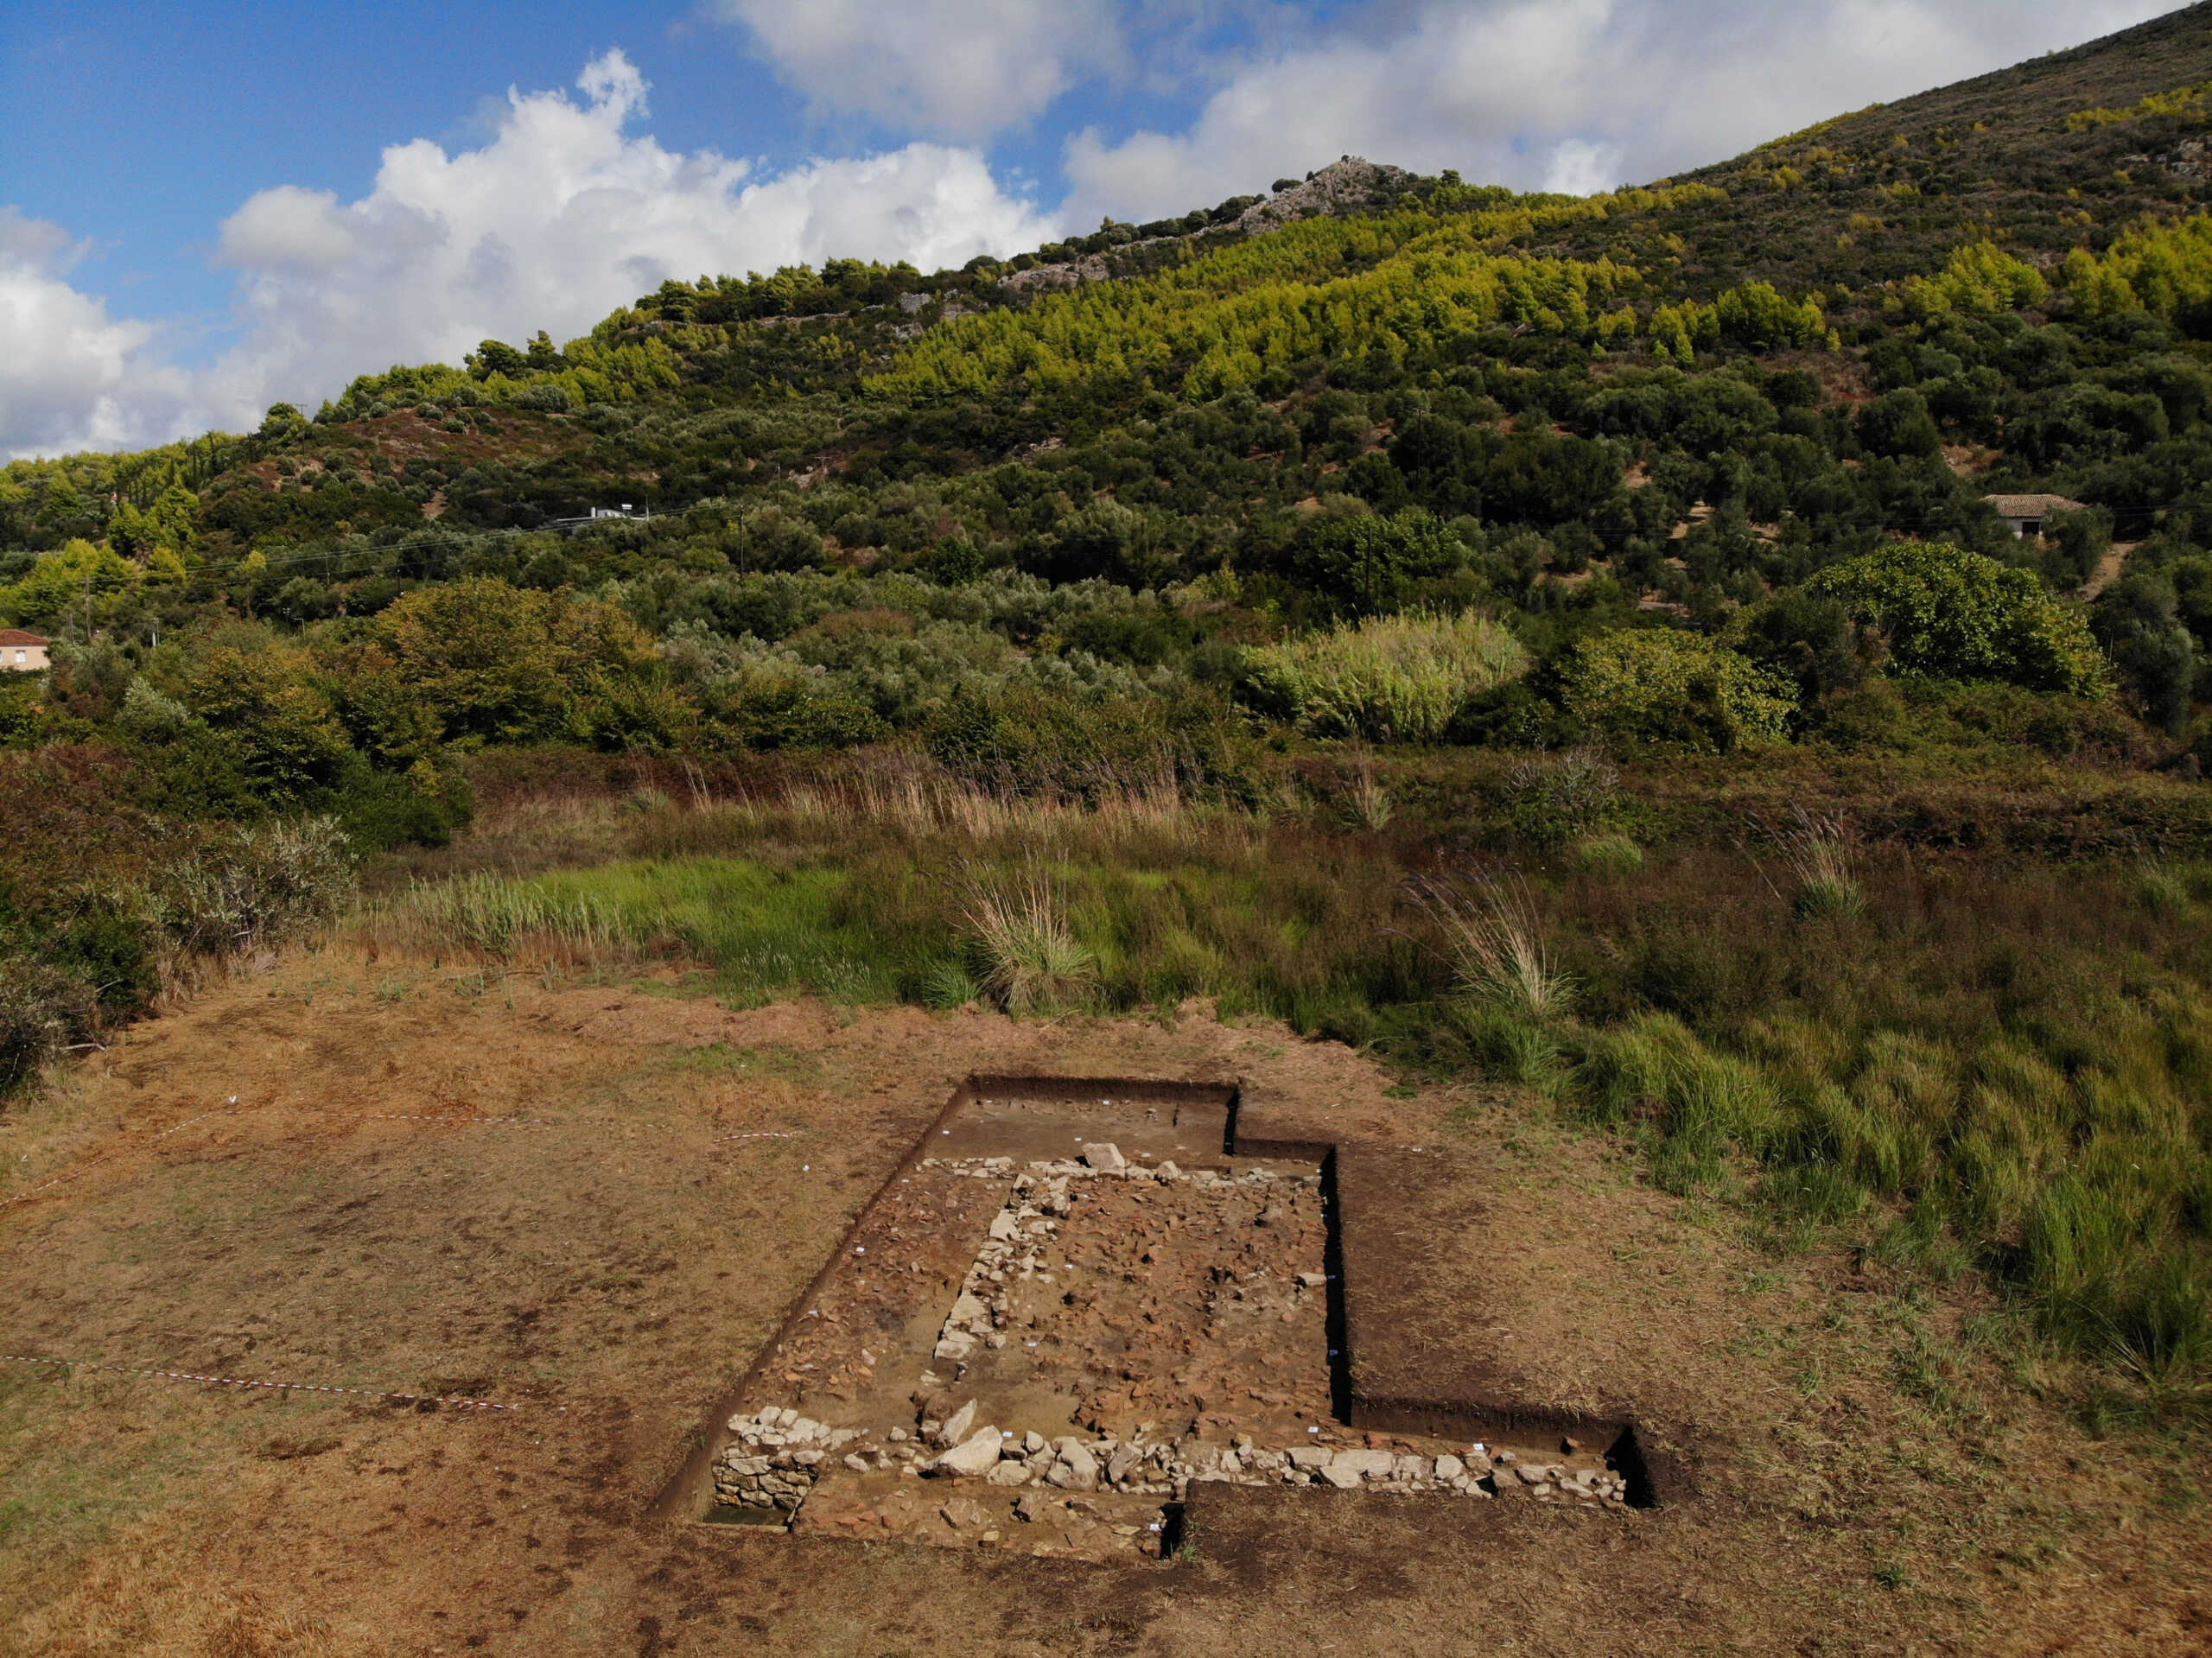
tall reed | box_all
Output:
[1245,610,1527,742]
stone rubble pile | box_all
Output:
[717,1400,1631,1516]
[714,1407,868,1512]
[906,1413,1630,1508]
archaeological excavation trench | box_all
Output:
[656,1077,1664,1563]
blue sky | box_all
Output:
[3,1,982,336]
[0,0,2180,457]
[1,0,1319,361]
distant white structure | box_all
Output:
[547,504,653,533]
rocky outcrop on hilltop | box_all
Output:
[1236,156,1417,232]
[995,157,1419,299]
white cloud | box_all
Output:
[1541,140,1624,199]
[1062,0,2176,222]
[715,0,1124,139]
[0,209,200,459]
[205,50,1055,421]
[0,50,1056,457]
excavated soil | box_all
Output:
[690,1077,1635,1561]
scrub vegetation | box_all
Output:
[12,4,2212,1427]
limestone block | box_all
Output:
[931,1426,1005,1477]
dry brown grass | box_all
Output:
[20,1524,347,1658]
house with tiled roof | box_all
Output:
[0,630,50,671]
[1984,493,2086,539]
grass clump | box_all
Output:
[403,872,629,960]
[1578,1012,1786,1193]
[1414,873,1575,1021]
[915,959,982,1010]
[2133,861,2195,917]
[2027,1174,2212,1409]
[1764,808,1865,922]
[1244,610,1526,742]
[961,864,1098,1014]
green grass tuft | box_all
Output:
[1571,833,1644,875]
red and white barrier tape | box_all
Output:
[0,1352,532,1411]
[302,1110,798,1136]
[354,1115,559,1127]
[2,1172,85,1208]
[348,1114,797,1138]
[2,1111,229,1209]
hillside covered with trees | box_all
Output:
[11,5,2212,1425]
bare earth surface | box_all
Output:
[0,949,2207,1656]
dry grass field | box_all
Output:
[1,945,2207,1656]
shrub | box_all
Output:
[1855,389,1943,457]
[2047,505,2113,588]
[1497,749,1623,847]
[2092,573,2196,736]
[1897,240,2050,321]
[1560,629,1796,753]
[1243,610,1527,742]
[1289,510,1465,616]
[506,382,577,413]
[329,764,473,853]
[719,678,888,752]
[1728,591,1873,702]
[368,577,682,748]
[163,816,355,957]
[1804,541,2111,696]
[1808,674,2148,760]
[185,648,356,802]
[0,540,141,632]
[0,957,98,1096]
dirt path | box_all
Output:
[2082,539,2137,599]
